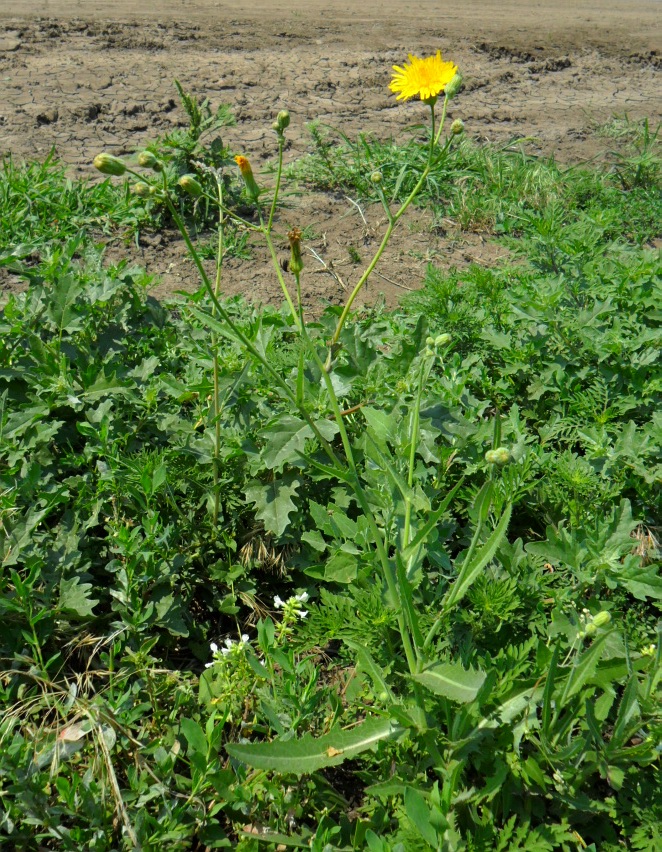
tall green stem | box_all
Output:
[327,95,450,357]
[211,175,225,526]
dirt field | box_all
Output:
[1,0,660,307]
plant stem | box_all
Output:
[327,95,450,358]
[211,174,225,526]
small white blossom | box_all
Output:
[295,592,310,603]
[299,610,309,620]
[210,642,218,653]
[274,595,285,609]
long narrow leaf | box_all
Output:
[402,477,464,560]
[443,503,512,612]
[226,717,402,775]
[343,639,395,702]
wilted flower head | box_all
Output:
[287,227,304,275]
[389,51,458,104]
[234,155,260,200]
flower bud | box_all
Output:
[592,611,611,629]
[450,118,465,136]
[138,150,162,171]
[132,181,151,198]
[93,153,126,177]
[434,333,451,346]
[583,623,597,638]
[370,171,383,185]
[276,109,290,131]
[287,227,304,276]
[444,73,463,99]
[178,174,203,197]
[234,155,260,200]
[485,447,511,466]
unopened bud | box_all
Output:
[132,181,151,198]
[434,333,451,346]
[444,73,463,99]
[584,623,597,638]
[93,153,126,177]
[592,611,611,629]
[178,174,203,197]
[287,227,304,276]
[485,447,511,466]
[234,155,260,201]
[138,150,162,171]
[276,109,290,131]
[450,119,465,136]
[370,171,383,185]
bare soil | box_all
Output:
[1,0,660,309]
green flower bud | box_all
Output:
[132,181,151,198]
[426,336,435,347]
[276,109,290,131]
[93,153,126,176]
[178,174,203,197]
[592,611,611,629]
[370,171,383,184]
[450,118,465,136]
[584,623,597,638]
[434,333,451,346]
[444,73,463,99]
[485,447,511,466]
[138,150,163,171]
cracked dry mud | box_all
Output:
[0,0,660,309]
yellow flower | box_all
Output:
[389,51,458,103]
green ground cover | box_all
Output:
[0,83,660,851]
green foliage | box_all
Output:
[0,100,660,851]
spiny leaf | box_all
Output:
[245,477,300,537]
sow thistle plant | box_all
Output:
[90,53,661,846]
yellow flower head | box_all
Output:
[389,51,458,103]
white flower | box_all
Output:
[295,592,310,603]
[241,634,250,643]
[204,660,215,668]
[299,610,309,620]
[210,642,218,653]
[274,595,285,608]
